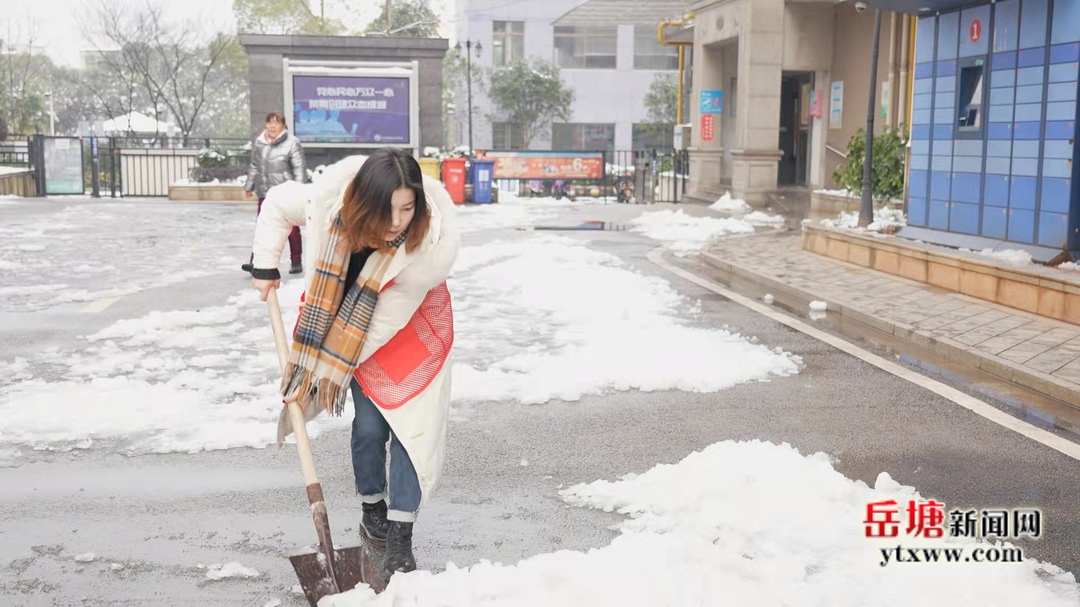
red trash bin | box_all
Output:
[441,157,467,204]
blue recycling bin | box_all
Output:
[470,159,496,203]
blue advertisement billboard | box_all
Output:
[290,75,411,144]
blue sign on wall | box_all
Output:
[700,90,724,114]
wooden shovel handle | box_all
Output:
[267,289,322,498]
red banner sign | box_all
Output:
[701,114,715,142]
[482,152,605,180]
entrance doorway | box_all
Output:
[779,72,813,187]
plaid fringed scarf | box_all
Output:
[279,216,407,421]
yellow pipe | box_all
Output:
[677,45,685,124]
[659,13,694,125]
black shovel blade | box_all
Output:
[289,546,364,607]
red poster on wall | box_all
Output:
[701,114,715,142]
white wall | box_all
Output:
[459,0,677,151]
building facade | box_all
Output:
[455,0,685,152]
[681,0,915,205]
[901,0,1080,259]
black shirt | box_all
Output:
[344,247,375,289]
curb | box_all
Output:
[699,246,1080,418]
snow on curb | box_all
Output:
[820,207,908,232]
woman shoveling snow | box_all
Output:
[249,149,460,580]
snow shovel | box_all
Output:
[266,288,364,606]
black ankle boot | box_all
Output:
[385,521,416,574]
[360,501,389,545]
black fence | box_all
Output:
[5,135,253,197]
[606,149,689,204]
[4,137,691,202]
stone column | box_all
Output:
[686,42,727,202]
[729,0,784,205]
[685,1,734,205]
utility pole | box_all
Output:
[859,8,883,228]
[456,40,482,154]
[386,0,393,34]
[46,91,54,135]
[4,22,15,129]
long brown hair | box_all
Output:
[339,148,430,253]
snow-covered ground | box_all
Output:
[323,440,1080,607]
[0,196,800,455]
[0,202,250,313]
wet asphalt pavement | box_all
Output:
[0,198,1078,606]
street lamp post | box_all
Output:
[859,8,883,228]
[46,91,54,135]
[455,39,482,154]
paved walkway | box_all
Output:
[701,231,1080,407]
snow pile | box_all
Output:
[0,166,30,176]
[628,210,756,255]
[809,301,828,312]
[822,207,908,232]
[976,248,1033,266]
[73,553,96,563]
[814,188,857,198]
[205,561,261,580]
[449,235,800,405]
[321,440,1080,607]
[710,192,751,212]
[1057,262,1080,272]
[744,211,786,225]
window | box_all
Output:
[632,123,675,149]
[552,123,615,151]
[492,122,525,150]
[554,26,617,69]
[493,21,524,67]
[956,59,986,138]
[633,26,678,70]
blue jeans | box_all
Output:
[350,378,422,522]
